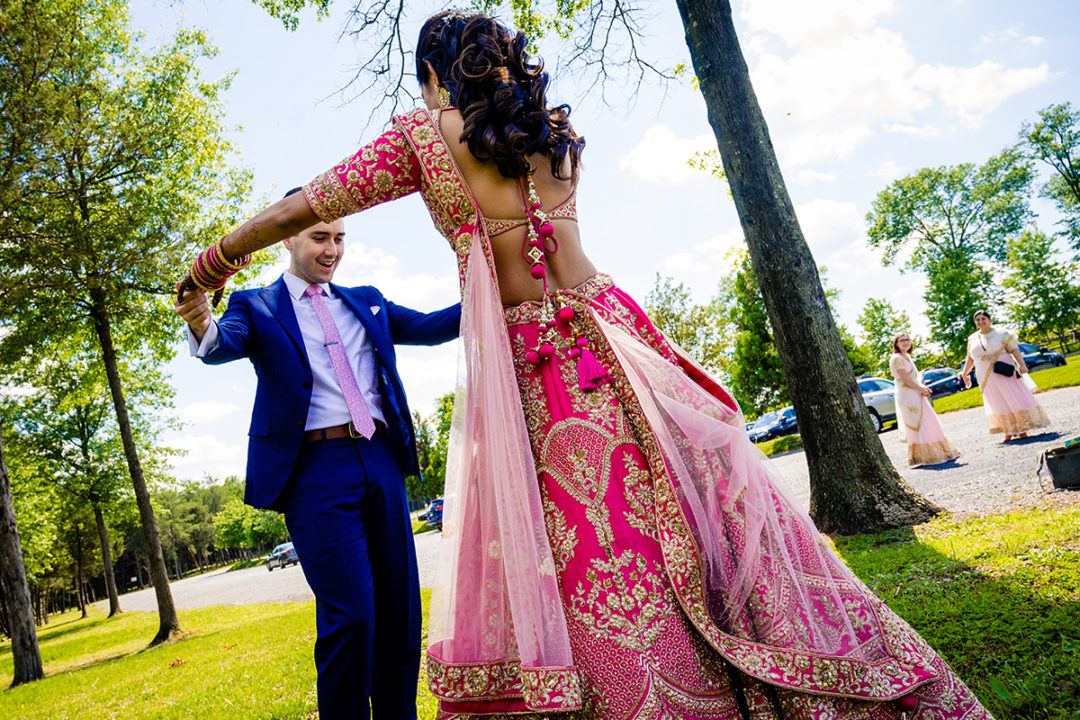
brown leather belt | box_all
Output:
[302,421,387,444]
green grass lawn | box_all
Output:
[933,353,1080,414]
[4,505,1079,719]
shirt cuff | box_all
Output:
[188,321,220,358]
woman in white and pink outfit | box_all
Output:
[890,332,960,466]
[961,310,1050,441]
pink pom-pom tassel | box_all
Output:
[576,347,610,391]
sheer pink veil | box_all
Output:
[595,311,868,659]
[428,230,579,707]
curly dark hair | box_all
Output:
[416,11,585,182]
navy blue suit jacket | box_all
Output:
[201,276,461,509]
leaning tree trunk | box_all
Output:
[673,0,939,534]
[0,423,44,686]
[88,288,181,643]
[92,502,121,617]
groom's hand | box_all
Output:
[175,285,212,342]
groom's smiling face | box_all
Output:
[284,220,346,285]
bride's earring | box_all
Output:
[437,85,452,108]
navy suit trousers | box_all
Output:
[281,434,421,720]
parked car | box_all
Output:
[956,362,978,388]
[1018,342,1065,372]
[266,542,299,571]
[425,497,444,531]
[919,367,965,399]
[747,407,798,443]
[856,376,897,433]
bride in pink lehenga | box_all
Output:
[177,12,991,719]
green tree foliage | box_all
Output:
[866,149,1033,358]
[644,274,732,377]
[1003,230,1080,347]
[212,499,288,552]
[409,392,455,502]
[722,252,788,416]
[858,299,912,376]
[0,0,265,644]
[1022,102,1080,255]
[253,0,329,30]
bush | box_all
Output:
[757,433,804,457]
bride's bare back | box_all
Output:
[437,110,597,305]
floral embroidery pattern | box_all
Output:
[303,129,420,222]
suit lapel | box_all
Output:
[260,277,308,363]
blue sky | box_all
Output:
[137,0,1080,481]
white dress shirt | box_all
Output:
[189,271,386,430]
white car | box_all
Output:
[856,377,897,433]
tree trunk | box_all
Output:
[672,0,939,534]
[0,424,45,686]
[74,523,87,619]
[92,503,122,617]
[88,288,181,643]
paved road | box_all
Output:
[99,386,1077,611]
[92,528,445,612]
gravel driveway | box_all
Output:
[767,384,1080,516]
[99,386,1077,610]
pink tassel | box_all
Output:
[577,347,610,391]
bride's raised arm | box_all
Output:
[176,126,422,301]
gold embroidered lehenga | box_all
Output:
[301,108,992,720]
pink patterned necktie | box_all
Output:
[303,284,376,439]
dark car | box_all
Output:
[1018,342,1065,372]
[856,376,897,433]
[266,542,299,571]
[424,497,444,531]
[747,407,798,443]
[919,367,965,399]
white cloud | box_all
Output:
[873,160,906,182]
[979,27,1045,47]
[662,227,747,278]
[749,28,930,164]
[619,126,717,184]
[795,199,864,257]
[741,0,896,48]
[738,1,1052,163]
[396,342,460,418]
[792,169,838,185]
[176,401,241,425]
[883,123,942,138]
[911,61,1051,128]
[169,432,246,480]
[333,242,460,308]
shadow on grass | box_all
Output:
[0,613,112,661]
[834,522,1080,719]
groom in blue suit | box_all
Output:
[175,191,459,720]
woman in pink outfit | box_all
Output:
[889,333,960,467]
[961,310,1050,441]
[177,12,991,719]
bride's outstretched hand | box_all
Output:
[176,273,224,308]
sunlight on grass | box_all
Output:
[1,590,437,720]
[832,505,1080,718]
[4,507,1079,719]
